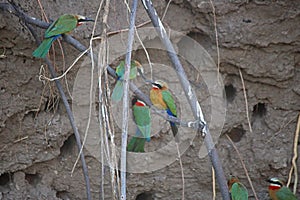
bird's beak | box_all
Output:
[78,17,94,22]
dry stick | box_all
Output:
[161,0,172,21]
[287,113,299,194]
[212,166,216,200]
[208,0,221,83]
[238,68,253,133]
[92,20,151,39]
[141,0,230,199]
[93,0,118,199]
[226,135,258,200]
[209,2,220,198]
[120,0,139,199]
[3,3,92,199]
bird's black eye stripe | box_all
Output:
[78,18,94,22]
[268,179,283,187]
[153,83,162,89]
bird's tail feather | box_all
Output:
[111,80,124,102]
[32,36,57,58]
[127,129,146,152]
[170,122,178,137]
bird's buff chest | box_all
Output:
[150,89,167,110]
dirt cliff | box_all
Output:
[0,1,299,199]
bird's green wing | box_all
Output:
[276,187,297,200]
[32,37,55,58]
[127,129,146,153]
[115,60,137,79]
[133,105,151,141]
[129,60,137,79]
[231,183,248,200]
[116,61,125,77]
[111,80,124,102]
[45,14,77,38]
[162,90,177,116]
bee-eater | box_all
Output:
[150,80,178,137]
[228,176,248,200]
[127,98,151,152]
[267,177,297,200]
[111,60,143,102]
[33,14,94,58]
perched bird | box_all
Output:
[111,60,143,102]
[228,176,248,200]
[33,14,94,58]
[150,80,178,137]
[127,98,151,152]
[267,177,297,200]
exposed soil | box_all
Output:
[0,1,299,200]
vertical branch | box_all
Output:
[140,1,230,199]
[120,0,139,199]
[91,0,108,199]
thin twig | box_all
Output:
[162,0,172,21]
[13,136,29,143]
[287,113,299,194]
[208,0,221,83]
[238,68,253,133]
[141,1,230,199]
[40,48,90,82]
[212,166,216,200]
[92,20,151,40]
[120,0,139,199]
[226,134,258,200]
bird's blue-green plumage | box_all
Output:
[127,100,151,152]
[162,90,177,117]
[32,37,57,58]
[44,14,78,38]
[231,182,248,200]
[33,14,78,58]
[162,90,178,136]
[275,186,297,200]
[111,61,140,102]
[127,129,146,152]
[133,103,151,142]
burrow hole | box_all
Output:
[226,125,245,143]
[225,84,236,103]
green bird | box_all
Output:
[33,14,94,58]
[267,177,297,200]
[228,176,248,200]
[150,80,178,137]
[127,98,151,153]
[111,60,143,102]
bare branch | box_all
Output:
[120,0,139,199]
